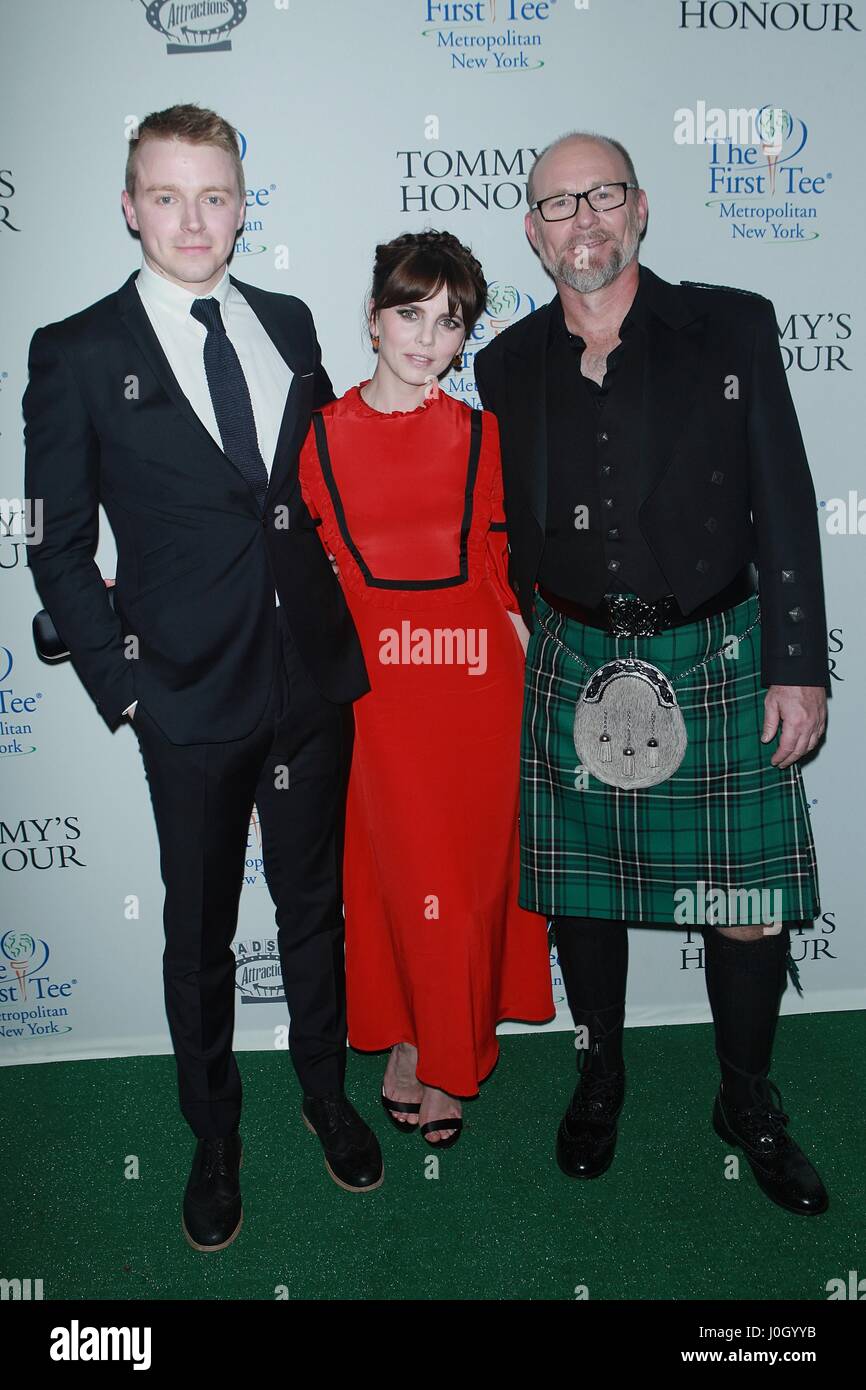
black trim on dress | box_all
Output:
[310,407,483,590]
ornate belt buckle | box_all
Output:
[604,594,663,638]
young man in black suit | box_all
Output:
[23,104,382,1251]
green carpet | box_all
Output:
[2,1014,862,1301]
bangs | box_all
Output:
[376,251,479,323]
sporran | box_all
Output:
[537,603,761,790]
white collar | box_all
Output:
[136,259,232,318]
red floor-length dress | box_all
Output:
[298,382,554,1096]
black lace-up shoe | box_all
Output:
[556,1065,626,1179]
[302,1093,384,1192]
[182,1132,243,1251]
[712,1081,828,1215]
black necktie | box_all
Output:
[190,297,269,510]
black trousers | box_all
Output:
[131,609,353,1138]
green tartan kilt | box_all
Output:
[518,591,821,925]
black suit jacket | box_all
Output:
[473,264,829,689]
[22,271,370,742]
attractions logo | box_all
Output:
[234,130,277,259]
[0,933,77,1041]
[138,0,247,54]
[234,937,284,1004]
[236,809,281,1000]
[703,107,830,244]
[0,647,42,758]
[420,0,555,73]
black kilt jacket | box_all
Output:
[473,264,830,689]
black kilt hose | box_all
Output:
[518,592,820,926]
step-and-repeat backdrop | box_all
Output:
[2,1,862,1064]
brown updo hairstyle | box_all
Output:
[367,229,488,344]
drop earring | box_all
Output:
[371,334,380,351]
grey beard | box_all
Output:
[541,228,640,293]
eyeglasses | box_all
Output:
[530,183,638,222]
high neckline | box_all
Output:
[349,380,441,420]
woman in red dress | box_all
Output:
[298,231,553,1146]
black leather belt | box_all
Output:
[537,565,756,637]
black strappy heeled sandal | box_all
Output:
[380,1087,421,1133]
[419,1116,463,1150]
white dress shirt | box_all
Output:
[135,259,292,470]
[124,260,293,718]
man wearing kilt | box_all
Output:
[474,131,830,1214]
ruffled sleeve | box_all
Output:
[481,410,521,613]
[298,415,352,587]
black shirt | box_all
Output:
[538,266,673,603]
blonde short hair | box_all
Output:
[125,103,244,200]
